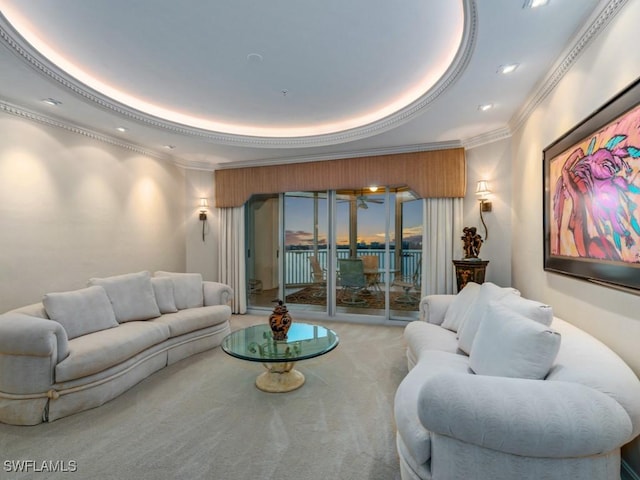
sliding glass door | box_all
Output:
[246,187,422,321]
[390,191,423,319]
[335,189,392,317]
[282,192,328,313]
[246,194,280,309]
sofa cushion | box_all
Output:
[89,271,161,323]
[154,271,203,310]
[151,276,178,314]
[469,302,561,379]
[43,286,119,340]
[498,294,553,326]
[457,282,518,355]
[440,282,481,332]
[404,321,459,367]
[55,321,171,382]
[150,305,231,338]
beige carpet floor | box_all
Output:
[0,315,408,480]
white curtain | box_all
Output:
[422,198,463,295]
[217,206,247,314]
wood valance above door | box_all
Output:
[214,147,466,208]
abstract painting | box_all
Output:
[544,78,640,291]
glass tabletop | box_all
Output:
[221,322,339,363]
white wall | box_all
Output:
[511,0,640,375]
[509,2,640,471]
[185,169,217,281]
[0,115,186,312]
[464,138,512,287]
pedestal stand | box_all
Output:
[453,260,489,292]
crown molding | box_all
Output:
[0,91,464,174]
[173,158,216,172]
[0,1,477,149]
[462,127,512,150]
[509,0,628,134]
[0,98,174,162]
[186,131,508,172]
[211,140,463,170]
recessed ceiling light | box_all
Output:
[42,98,62,106]
[478,104,493,112]
[497,63,519,74]
[523,0,549,8]
[116,127,127,132]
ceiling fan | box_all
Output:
[336,188,385,209]
[356,190,384,209]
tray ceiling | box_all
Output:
[0,0,609,167]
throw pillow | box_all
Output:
[43,285,119,339]
[151,276,178,314]
[469,301,561,379]
[154,271,204,310]
[498,294,553,327]
[457,282,519,355]
[88,271,161,323]
[441,282,481,332]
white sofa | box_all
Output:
[395,282,640,480]
[0,271,232,425]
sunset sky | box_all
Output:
[284,193,422,247]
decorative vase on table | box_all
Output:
[269,300,292,340]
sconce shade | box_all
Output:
[199,198,209,211]
[475,180,491,199]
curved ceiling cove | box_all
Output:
[0,0,471,146]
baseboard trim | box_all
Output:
[622,460,640,480]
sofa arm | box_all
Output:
[418,373,633,458]
[203,281,233,306]
[0,313,69,394]
[419,295,453,325]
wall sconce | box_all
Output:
[475,180,492,240]
[199,198,209,242]
[475,181,492,211]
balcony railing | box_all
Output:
[284,249,421,286]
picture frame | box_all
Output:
[543,77,640,291]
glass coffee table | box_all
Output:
[221,322,339,393]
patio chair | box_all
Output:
[338,258,368,306]
[309,256,326,297]
[360,255,382,297]
[392,260,421,305]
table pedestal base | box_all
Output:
[256,362,305,393]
